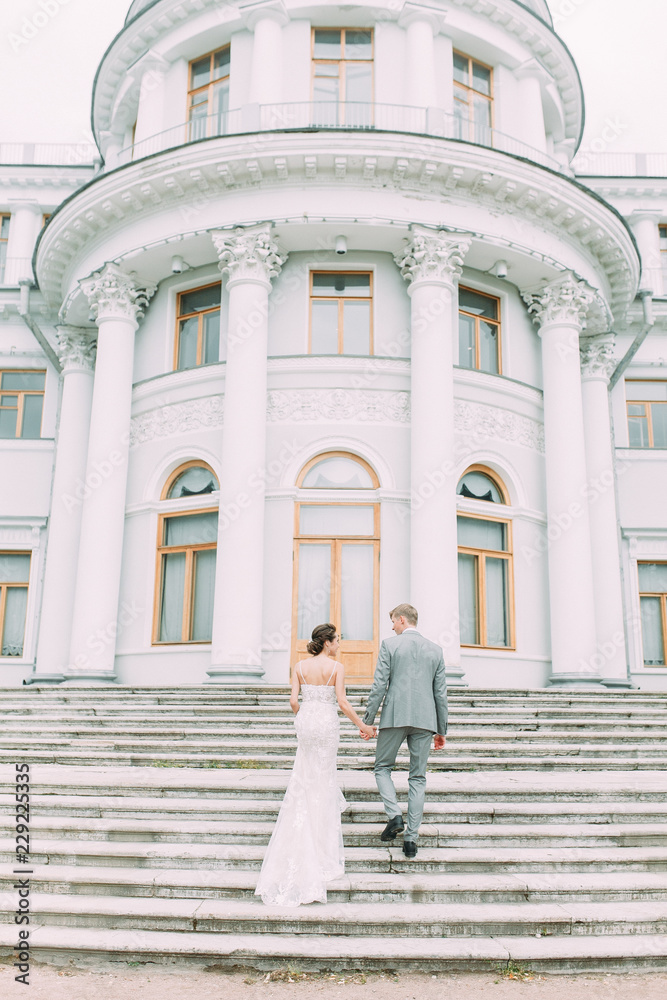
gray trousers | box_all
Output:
[374,726,433,841]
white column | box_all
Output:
[64,264,156,682]
[30,329,97,683]
[245,4,288,107]
[400,12,438,109]
[395,228,471,678]
[133,52,169,148]
[208,224,287,683]
[5,201,42,284]
[523,273,603,686]
[580,335,630,685]
[630,211,664,296]
[514,61,548,153]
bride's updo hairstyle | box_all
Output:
[307,623,337,655]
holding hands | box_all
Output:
[359,723,377,741]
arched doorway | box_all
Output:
[291,451,380,683]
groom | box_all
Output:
[361,603,447,859]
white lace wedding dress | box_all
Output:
[254,666,347,906]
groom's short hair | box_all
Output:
[390,604,418,625]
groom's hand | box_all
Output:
[433,735,446,750]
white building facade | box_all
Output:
[1,0,666,691]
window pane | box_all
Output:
[177,317,199,370]
[168,466,219,499]
[0,554,30,583]
[343,300,370,355]
[191,549,216,641]
[626,381,667,402]
[312,273,370,296]
[628,413,649,447]
[313,76,340,114]
[20,394,43,439]
[1,371,45,391]
[203,311,220,363]
[313,29,341,59]
[459,289,498,320]
[485,557,510,646]
[179,284,222,316]
[472,62,492,96]
[473,96,492,132]
[212,47,230,80]
[640,596,665,665]
[458,472,502,504]
[344,63,372,104]
[453,53,469,85]
[457,516,507,552]
[297,543,331,639]
[458,552,478,644]
[311,300,339,353]
[0,217,10,238]
[190,56,211,90]
[478,320,499,374]
[159,553,186,643]
[300,505,374,536]
[164,511,218,547]
[341,544,374,640]
[2,586,27,656]
[344,30,372,59]
[638,563,667,593]
[302,457,374,489]
[212,80,229,124]
[0,408,17,438]
[458,314,476,369]
[651,403,667,447]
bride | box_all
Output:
[254,623,377,906]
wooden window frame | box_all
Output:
[0,550,30,658]
[659,225,667,273]
[626,380,667,448]
[453,50,494,132]
[152,505,218,645]
[0,369,46,439]
[297,450,380,489]
[309,271,374,356]
[173,282,222,372]
[186,45,231,138]
[457,510,515,650]
[638,561,667,667]
[161,460,219,501]
[458,287,502,375]
[457,463,509,505]
[311,27,374,119]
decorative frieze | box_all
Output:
[211,223,287,286]
[394,227,471,287]
[79,261,156,324]
[55,326,97,372]
[454,400,545,453]
[130,396,224,446]
[266,389,410,424]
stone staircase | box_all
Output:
[1,684,667,973]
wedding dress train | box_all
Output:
[254,667,347,906]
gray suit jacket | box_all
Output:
[362,630,448,735]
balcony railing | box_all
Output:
[571,151,667,176]
[116,102,564,172]
[0,142,99,167]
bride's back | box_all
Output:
[296,656,339,686]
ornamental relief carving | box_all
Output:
[211,223,287,285]
[522,271,609,333]
[454,400,545,453]
[56,327,97,371]
[394,227,471,286]
[266,389,410,424]
[130,396,224,446]
[79,261,156,323]
[580,336,616,380]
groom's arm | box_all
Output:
[363,641,391,725]
[433,651,448,737]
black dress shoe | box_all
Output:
[403,840,417,858]
[380,815,405,841]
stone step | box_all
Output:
[6,816,667,848]
[4,863,667,904]
[1,922,667,973]
[5,792,667,825]
[3,891,667,939]
[4,837,667,873]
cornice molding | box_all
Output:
[35,132,639,320]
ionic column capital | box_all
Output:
[211,223,287,289]
[79,262,156,325]
[394,227,471,290]
[522,272,610,333]
[55,326,97,373]
[580,334,617,382]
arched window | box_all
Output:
[154,463,219,645]
[457,467,514,649]
[293,452,380,682]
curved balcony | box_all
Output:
[115,102,564,173]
